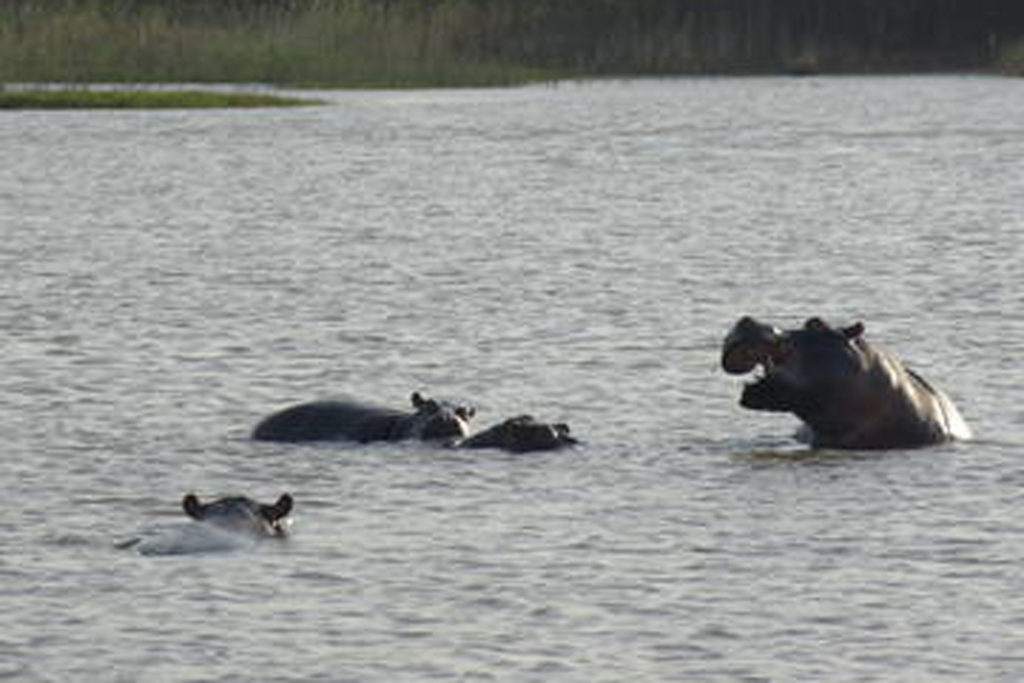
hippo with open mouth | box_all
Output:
[721,316,971,449]
[252,391,474,443]
[183,493,294,537]
[457,415,578,453]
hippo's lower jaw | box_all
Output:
[739,373,800,413]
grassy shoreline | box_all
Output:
[0,88,321,109]
[0,1,566,88]
[996,41,1024,76]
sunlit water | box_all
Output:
[2,76,1023,681]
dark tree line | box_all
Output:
[442,0,1024,72]
[4,0,1024,82]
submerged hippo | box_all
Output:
[457,415,578,453]
[182,493,294,537]
[721,316,971,449]
[252,391,474,443]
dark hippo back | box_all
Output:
[458,415,578,453]
[252,392,474,443]
[252,400,408,442]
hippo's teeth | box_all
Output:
[748,356,774,384]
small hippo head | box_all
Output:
[182,493,293,537]
[408,391,475,440]
[722,316,867,416]
[461,415,578,453]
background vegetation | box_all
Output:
[0,88,318,108]
[2,0,1023,86]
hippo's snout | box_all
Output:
[722,316,785,374]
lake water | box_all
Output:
[2,76,1023,681]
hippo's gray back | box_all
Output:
[252,401,411,443]
[252,393,473,443]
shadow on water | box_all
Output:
[727,435,985,468]
[730,446,884,467]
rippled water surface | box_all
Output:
[2,77,1023,681]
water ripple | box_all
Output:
[1,76,1023,682]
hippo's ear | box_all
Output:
[842,322,865,339]
[804,317,830,331]
[411,392,426,408]
[456,406,475,420]
[263,493,293,521]
[182,493,202,519]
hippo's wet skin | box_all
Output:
[252,392,474,443]
[183,493,294,537]
[457,415,578,453]
[722,316,971,449]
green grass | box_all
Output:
[0,1,564,88]
[996,40,1024,76]
[0,89,321,109]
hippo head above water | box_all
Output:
[723,316,867,414]
[721,316,971,449]
[458,415,578,453]
[182,493,294,537]
[408,391,475,440]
